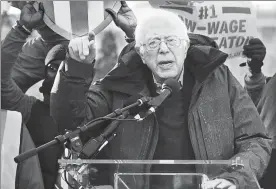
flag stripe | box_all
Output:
[70,1,89,36]
[43,1,55,23]
[88,1,104,32]
[53,1,72,34]
[222,7,251,14]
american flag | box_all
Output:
[34,1,121,39]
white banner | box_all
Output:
[149,1,259,63]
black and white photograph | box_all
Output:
[1,1,276,189]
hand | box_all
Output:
[242,38,266,74]
[18,2,45,31]
[68,31,96,64]
[105,1,137,38]
[203,178,236,189]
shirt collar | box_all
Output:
[153,67,184,93]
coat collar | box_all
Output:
[100,35,228,96]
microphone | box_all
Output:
[123,94,152,115]
[135,78,181,121]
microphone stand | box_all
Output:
[14,97,150,163]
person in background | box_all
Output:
[243,38,267,106]
[254,73,276,189]
[50,8,271,189]
[8,1,137,93]
[243,38,276,189]
[8,1,69,93]
[1,1,141,188]
[1,4,66,186]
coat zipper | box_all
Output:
[187,54,225,168]
[187,79,209,173]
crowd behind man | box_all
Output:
[243,44,276,189]
[1,1,134,189]
[1,1,276,189]
[1,2,67,188]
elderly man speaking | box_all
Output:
[51,8,271,189]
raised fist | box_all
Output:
[18,2,45,31]
[68,31,96,64]
[242,38,266,74]
[105,1,137,38]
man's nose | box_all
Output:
[159,41,170,54]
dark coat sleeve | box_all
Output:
[1,27,37,123]
[244,72,267,106]
[50,56,113,136]
[218,67,272,189]
[257,73,276,149]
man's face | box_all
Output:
[138,22,189,83]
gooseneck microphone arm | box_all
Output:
[14,96,150,163]
[135,78,181,121]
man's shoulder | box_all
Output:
[214,64,229,73]
[208,64,231,83]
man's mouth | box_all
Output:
[158,61,174,68]
[159,60,172,64]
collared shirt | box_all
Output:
[153,67,184,94]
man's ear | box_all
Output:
[135,45,146,64]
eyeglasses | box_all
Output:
[142,36,189,51]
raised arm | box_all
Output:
[1,24,37,122]
[242,38,267,106]
[50,31,112,136]
[10,2,68,92]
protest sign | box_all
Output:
[149,1,259,64]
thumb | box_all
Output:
[88,39,96,50]
[88,30,95,41]
[105,8,118,24]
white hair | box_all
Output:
[134,8,190,46]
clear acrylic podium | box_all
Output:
[57,157,261,189]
